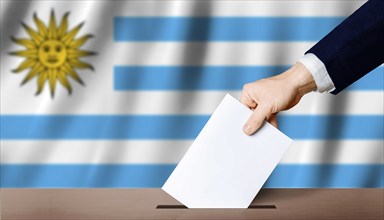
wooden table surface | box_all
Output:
[1,188,383,220]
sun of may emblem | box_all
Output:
[10,10,95,97]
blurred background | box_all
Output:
[1,0,383,188]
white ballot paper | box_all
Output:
[162,94,293,208]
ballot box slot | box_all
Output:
[248,204,276,209]
[156,205,188,209]
[156,205,276,209]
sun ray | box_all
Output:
[57,70,72,94]
[9,50,38,58]
[68,58,94,71]
[63,63,84,85]
[21,63,44,85]
[12,58,36,73]
[68,50,96,58]
[48,68,57,97]
[58,12,70,38]
[33,13,48,36]
[69,34,93,49]
[21,22,44,45]
[36,70,48,95]
[62,22,84,46]
[48,10,57,40]
[10,37,37,50]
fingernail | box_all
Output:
[243,124,253,135]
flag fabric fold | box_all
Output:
[1,0,383,188]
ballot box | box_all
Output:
[1,189,382,219]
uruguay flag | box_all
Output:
[1,0,383,188]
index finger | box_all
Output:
[240,92,256,109]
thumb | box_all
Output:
[243,105,270,135]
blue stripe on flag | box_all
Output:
[1,164,382,188]
[345,66,383,90]
[114,66,383,91]
[114,17,344,41]
[114,66,288,90]
[1,115,382,140]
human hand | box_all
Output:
[241,62,317,135]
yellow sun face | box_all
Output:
[39,40,67,68]
[10,10,95,97]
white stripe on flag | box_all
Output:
[112,42,315,66]
[1,91,382,115]
[113,1,365,17]
[1,1,365,18]
[2,140,382,164]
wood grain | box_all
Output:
[1,189,383,220]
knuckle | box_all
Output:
[242,83,250,91]
[264,104,273,113]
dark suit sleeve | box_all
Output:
[306,0,384,94]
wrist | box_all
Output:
[286,62,317,97]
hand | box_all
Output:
[241,62,317,135]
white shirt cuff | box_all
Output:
[297,53,335,93]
